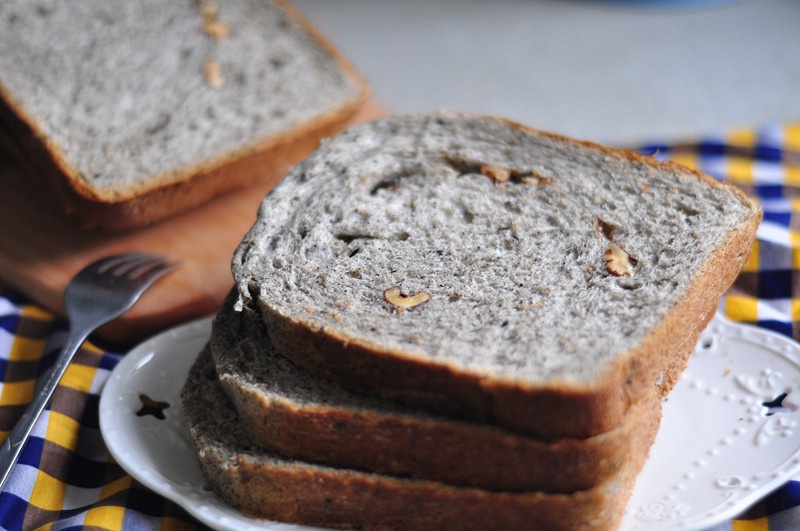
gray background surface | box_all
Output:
[294,0,800,145]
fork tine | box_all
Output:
[94,252,149,274]
[129,259,178,286]
[86,253,175,284]
[113,254,167,278]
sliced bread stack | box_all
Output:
[182,112,761,530]
[0,0,368,230]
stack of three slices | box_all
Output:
[181,112,761,530]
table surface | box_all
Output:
[293,0,800,145]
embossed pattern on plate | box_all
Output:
[100,315,800,531]
[622,315,800,530]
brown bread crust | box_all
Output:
[183,349,657,530]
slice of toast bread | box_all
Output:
[232,111,761,439]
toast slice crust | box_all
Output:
[0,0,368,229]
[183,348,655,531]
[233,112,761,439]
[210,289,663,493]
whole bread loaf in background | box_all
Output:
[0,0,368,230]
[232,111,761,440]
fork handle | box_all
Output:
[0,326,90,492]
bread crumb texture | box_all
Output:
[234,112,756,384]
[0,0,362,195]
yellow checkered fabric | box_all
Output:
[0,295,200,530]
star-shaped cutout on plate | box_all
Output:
[136,393,170,420]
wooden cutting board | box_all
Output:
[0,104,387,346]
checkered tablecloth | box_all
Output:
[0,294,198,530]
[1,122,799,530]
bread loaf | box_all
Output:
[232,111,761,439]
[210,287,662,494]
[0,0,368,229]
[182,348,655,531]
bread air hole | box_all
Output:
[368,167,420,195]
[335,232,411,258]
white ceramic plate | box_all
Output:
[100,315,800,531]
[622,315,800,530]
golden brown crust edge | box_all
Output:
[215,325,663,493]
[247,120,761,440]
[189,368,657,531]
[202,457,638,531]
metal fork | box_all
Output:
[0,252,176,491]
